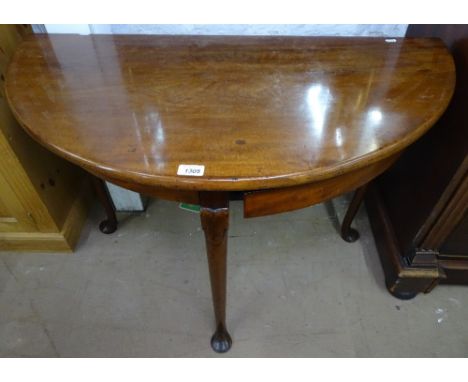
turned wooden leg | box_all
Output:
[200,192,232,353]
[91,176,118,234]
[341,184,368,243]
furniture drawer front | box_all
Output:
[244,155,398,218]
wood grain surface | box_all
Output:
[5,34,455,191]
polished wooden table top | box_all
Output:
[6,34,454,191]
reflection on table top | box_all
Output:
[6,34,455,190]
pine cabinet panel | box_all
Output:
[0,25,91,251]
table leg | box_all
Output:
[341,184,368,242]
[91,176,118,234]
[200,192,232,353]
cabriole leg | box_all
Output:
[200,192,232,353]
[91,176,118,234]
[341,184,368,243]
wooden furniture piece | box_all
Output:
[92,177,118,234]
[0,25,91,251]
[5,34,454,351]
[366,25,468,299]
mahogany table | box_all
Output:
[5,34,455,353]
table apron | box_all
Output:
[243,154,399,218]
[86,153,399,219]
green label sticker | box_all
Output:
[179,203,200,213]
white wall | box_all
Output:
[42,24,408,37]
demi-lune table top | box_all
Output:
[6,34,454,191]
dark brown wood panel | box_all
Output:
[441,217,468,255]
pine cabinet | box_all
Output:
[0,25,91,251]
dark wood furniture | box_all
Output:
[366,25,468,299]
[5,34,454,352]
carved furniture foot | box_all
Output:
[91,176,118,234]
[341,184,368,242]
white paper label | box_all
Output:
[177,164,205,176]
[385,38,397,43]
